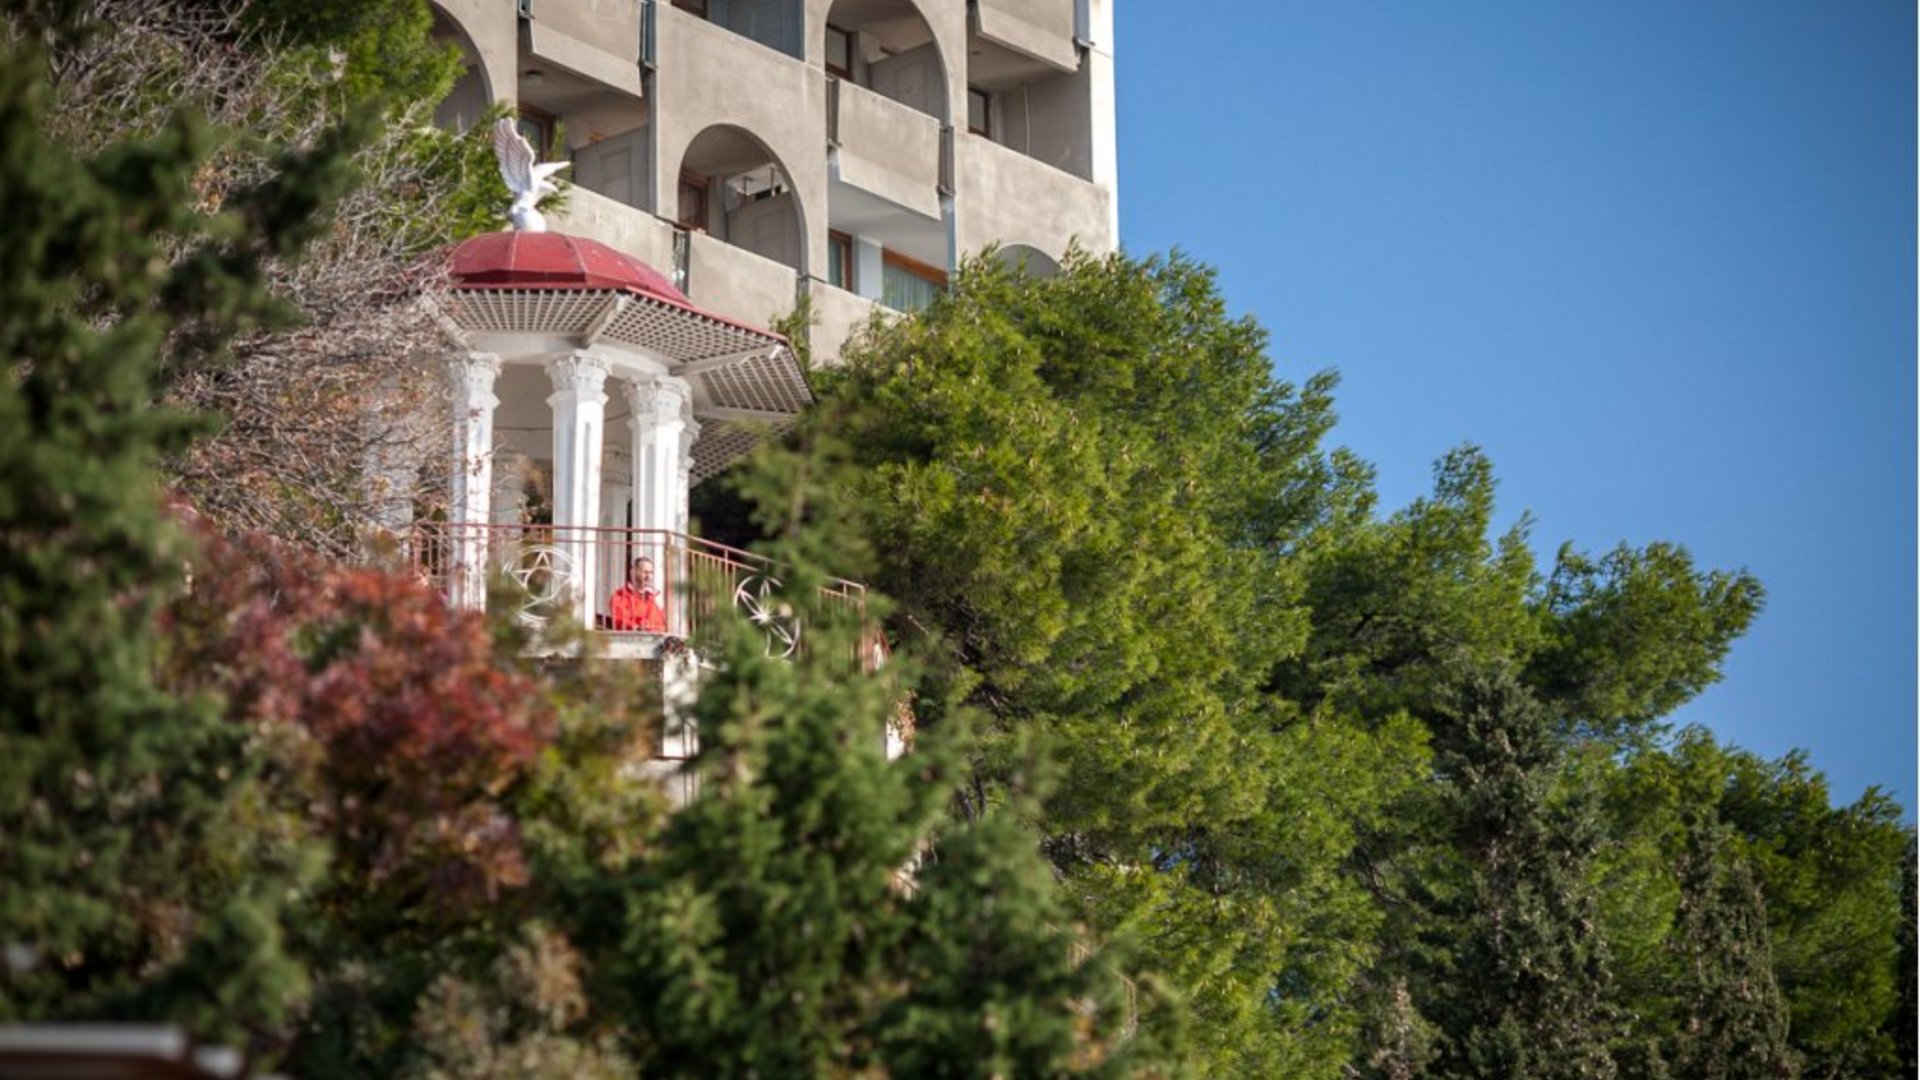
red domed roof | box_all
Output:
[450,231,689,303]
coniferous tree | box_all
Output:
[1893,838,1916,1079]
[1424,664,1618,1080]
[1664,816,1795,1080]
[0,0,360,1044]
[575,443,1165,1077]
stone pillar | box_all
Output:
[676,417,701,537]
[547,351,611,627]
[626,377,690,635]
[624,377,689,536]
[447,352,500,609]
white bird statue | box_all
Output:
[493,117,570,232]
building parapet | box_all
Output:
[807,278,892,361]
[955,130,1112,258]
[830,78,944,219]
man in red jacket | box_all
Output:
[608,556,667,632]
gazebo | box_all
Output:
[423,229,840,654]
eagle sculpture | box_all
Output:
[493,117,570,232]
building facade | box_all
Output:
[427,0,1118,362]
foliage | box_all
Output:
[1598,729,1909,1079]
[35,0,511,554]
[159,525,556,927]
[0,0,359,1045]
[1416,664,1619,1080]
[567,438,1169,1077]
[789,249,1795,1076]
[795,250,1422,1073]
[1662,816,1793,1080]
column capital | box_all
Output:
[623,376,690,426]
[546,350,611,397]
[677,416,702,461]
[447,352,502,400]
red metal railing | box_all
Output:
[411,522,884,670]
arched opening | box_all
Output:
[428,6,491,133]
[823,0,948,121]
[674,125,806,274]
[995,243,1060,278]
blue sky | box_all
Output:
[1114,1,1915,813]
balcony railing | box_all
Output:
[412,522,883,670]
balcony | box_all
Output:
[684,229,801,328]
[549,186,680,270]
[523,0,644,99]
[828,77,943,219]
[971,0,1079,73]
[954,130,1112,258]
[806,278,890,359]
[413,522,884,670]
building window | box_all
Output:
[676,172,709,232]
[827,230,854,290]
[967,87,991,137]
[825,24,854,80]
[672,0,708,17]
[517,105,557,159]
[881,250,945,312]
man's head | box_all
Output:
[629,557,655,591]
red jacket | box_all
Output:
[608,584,667,632]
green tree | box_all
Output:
[1663,816,1794,1080]
[1600,730,1908,1079]
[563,502,1160,1076]
[801,251,1417,1073]
[0,0,361,1044]
[1420,664,1618,1080]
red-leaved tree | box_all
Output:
[159,517,555,920]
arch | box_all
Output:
[670,124,811,276]
[427,2,494,132]
[823,0,950,122]
[995,243,1060,278]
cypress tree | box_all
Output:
[0,3,359,1044]
[1425,663,1618,1080]
[1664,816,1795,1080]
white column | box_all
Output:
[627,378,690,636]
[447,352,500,609]
[624,377,689,537]
[547,351,611,627]
[676,417,701,537]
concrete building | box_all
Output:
[426,0,1118,362]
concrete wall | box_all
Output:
[652,5,826,277]
[573,126,653,210]
[686,230,800,329]
[954,129,1111,259]
[972,0,1076,71]
[993,72,1092,181]
[549,186,680,271]
[527,1,644,97]
[834,81,943,217]
[429,0,516,110]
[727,189,803,270]
[807,279,891,358]
[868,42,945,119]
